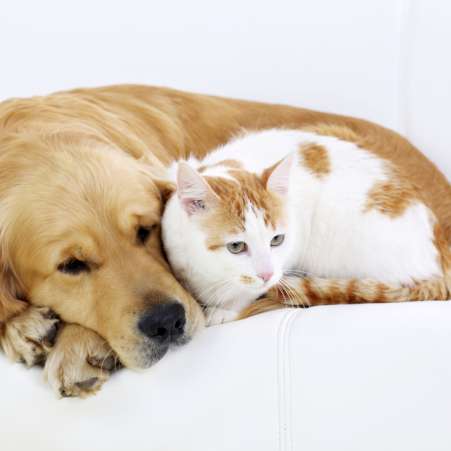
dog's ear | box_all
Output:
[0,249,27,328]
[136,159,175,204]
[154,178,176,204]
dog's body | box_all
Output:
[0,85,450,395]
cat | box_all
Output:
[161,128,451,325]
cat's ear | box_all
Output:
[176,162,218,215]
[266,153,294,197]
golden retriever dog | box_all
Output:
[0,85,450,396]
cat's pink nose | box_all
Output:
[258,271,273,283]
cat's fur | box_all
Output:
[162,129,451,325]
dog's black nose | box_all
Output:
[138,302,186,344]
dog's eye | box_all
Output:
[137,226,155,245]
[58,258,90,275]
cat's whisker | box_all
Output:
[279,279,298,308]
[277,282,291,308]
[200,279,235,323]
[196,284,223,304]
[280,277,308,308]
[208,281,234,307]
[203,288,228,318]
[285,278,308,309]
[206,290,233,324]
[281,269,317,308]
[282,269,317,307]
[284,268,315,278]
[205,289,227,319]
[195,279,232,305]
[283,282,297,308]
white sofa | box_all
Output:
[1,1,451,450]
[2,303,451,451]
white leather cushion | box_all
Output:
[2,302,451,451]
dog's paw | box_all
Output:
[205,307,238,326]
[44,324,120,398]
[1,306,60,366]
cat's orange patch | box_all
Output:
[303,124,361,144]
[345,279,358,303]
[375,283,388,302]
[293,276,392,305]
[364,173,418,218]
[434,223,451,272]
[206,173,284,229]
[207,243,223,251]
[301,278,319,304]
[304,124,423,221]
[299,143,331,178]
[240,275,254,284]
[199,172,285,252]
[198,159,243,173]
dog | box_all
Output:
[0,84,449,396]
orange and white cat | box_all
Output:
[161,129,451,325]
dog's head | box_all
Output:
[0,130,204,368]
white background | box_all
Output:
[1,4,451,449]
[1,0,450,177]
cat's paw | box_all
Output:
[205,308,238,326]
[44,324,120,398]
[1,306,60,366]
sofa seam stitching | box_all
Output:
[277,309,298,451]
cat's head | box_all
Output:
[162,155,294,308]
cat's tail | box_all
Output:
[238,273,451,319]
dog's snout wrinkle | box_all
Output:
[138,302,186,344]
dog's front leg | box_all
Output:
[1,305,60,366]
[44,324,120,398]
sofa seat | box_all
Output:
[2,302,451,451]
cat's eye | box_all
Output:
[226,241,247,254]
[271,234,285,247]
[58,258,90,275]
[137,225,155,245]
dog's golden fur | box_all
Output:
[0,84,450,395]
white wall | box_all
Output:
[1,0,450,177]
